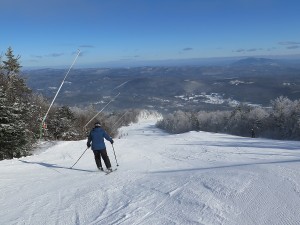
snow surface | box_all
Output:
[1,118,300,225]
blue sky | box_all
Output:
[1,0,300,68]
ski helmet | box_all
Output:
[95,121,101,127]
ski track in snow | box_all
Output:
[1,119,300,225]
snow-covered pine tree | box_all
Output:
[271,96,300,139]
[0,87,29,159]
[0,47,34,160]
[47,106,77,140]
[2,46,21,77]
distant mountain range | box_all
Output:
[23,55,300,70]
[22,57,300,113]
[231,57,281,67]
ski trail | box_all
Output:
[225,164,300,225]
[1,120,300,224]
[132,182,189,225]
[54,191,62,225]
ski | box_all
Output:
[105,168,117,175]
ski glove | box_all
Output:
[110,140,114,144]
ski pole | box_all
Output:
[111,144,119,166]
[70,147,88,169]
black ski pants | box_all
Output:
[93,149,111,169]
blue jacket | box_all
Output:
[87,127,113,151]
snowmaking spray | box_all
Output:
[39,49,81,139]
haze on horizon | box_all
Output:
[1,0,300,68]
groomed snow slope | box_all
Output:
[1,119,300,225]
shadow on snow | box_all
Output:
[18,160,96,173]
[151,158,300,174]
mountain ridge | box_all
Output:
[231,57,281,67]
[21,60,300,112]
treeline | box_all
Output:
[0,47,140,160]
[157,97,300,140]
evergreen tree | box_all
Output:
[190,112,200,131]
[0,47,33,160]
[2,47,22,76]
[271,96,300,139]
[47,106,77,140]
[0,87,28,159]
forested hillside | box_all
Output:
[22,63,300,112]
[157,97,300,140]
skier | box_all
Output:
[251,128,255,138]
[87,121,114,172]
